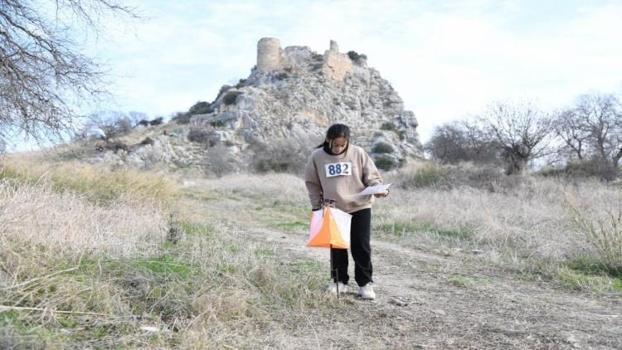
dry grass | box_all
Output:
[0,181,168,259]
[0,169,339,348]
[382,163,622,287]
[0,155,179,204]
[194,173,308,204]
[565,186,622,274]
[2,155,620,347]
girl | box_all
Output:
[304,123,388,300]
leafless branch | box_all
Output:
[0,0,136,145]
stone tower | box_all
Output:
[257,37,282,72]
[322,39,352,82]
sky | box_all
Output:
[86,0,622,143]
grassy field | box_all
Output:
[1,156,621,348]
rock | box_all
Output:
[89,37,423,173]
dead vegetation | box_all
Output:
[1,157,621,348]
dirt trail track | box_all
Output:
[193,193,622,349]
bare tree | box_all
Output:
[0,0,135,145]
[425,119,500,164]
[574,94,622,169]
[553,109,590,161]
[481,102,553,175]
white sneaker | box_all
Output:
[358,283,376,300]
[326,282,349,295]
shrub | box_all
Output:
[251,140,309,174]
[80,111,134,140]
[568,201,622,275]
[347,50,367,64]
[380,122,397,132]
[171,111,191,124]
[223,91,242,106]
[275,72,288,81]
[149,117,164,126]
[374,154,399,171]
[372,142,395,154]
[139,137,154,146]
[188,101,214,115]
[187,128,211,144]
[215,85,232,100]
[203,144,238,177]
[401,163,449,188]
[425,120,501,165]
[540,159,619,181]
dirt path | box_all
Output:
[189,192,622,349]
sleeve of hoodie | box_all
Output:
[361,149,383,186]
[304,155,323,210]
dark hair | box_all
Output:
[318,123,351,155]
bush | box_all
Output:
[149,117,164,126]
[399,163,449,188]
[203,144,238,177]
[223,91,242,106]
[251,140,309,174]
[171,112,191,124]
[380,122,397,132]
[187,128,211,144]
[425,120,501,165]
[372,142,395,154]
[188,101,214,115]
[374,154,399,171]
[139,137,154,146]
[540,159,619,181]
[395,162,512,191]
[568,201,622,275]
[80,111,134,140]
[347,50,367,64]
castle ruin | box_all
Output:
[256,37,353,81]
[256,37,282,72]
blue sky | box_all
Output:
[87,0,622,143]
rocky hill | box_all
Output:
[79,38,422,175]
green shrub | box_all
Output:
[223,91,243,106]
[188,101,214,115]
[372,142,395,154]
[347,50,367,64]
[187,128,211,144]
[380,122,396,131]
[399,163,450,188]
[374,154,399,171]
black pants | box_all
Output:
[331,208,372,287]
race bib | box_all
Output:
[324,162,352,178]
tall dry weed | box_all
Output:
[0,156,178,204]
[565,186,622,274]
[0,180,168,259]
[381,170,614,269]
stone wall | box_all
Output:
[322,40,353,82]
[257,37,282,72]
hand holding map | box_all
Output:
[358,183,392,196]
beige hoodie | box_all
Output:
[304,145,383,213]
